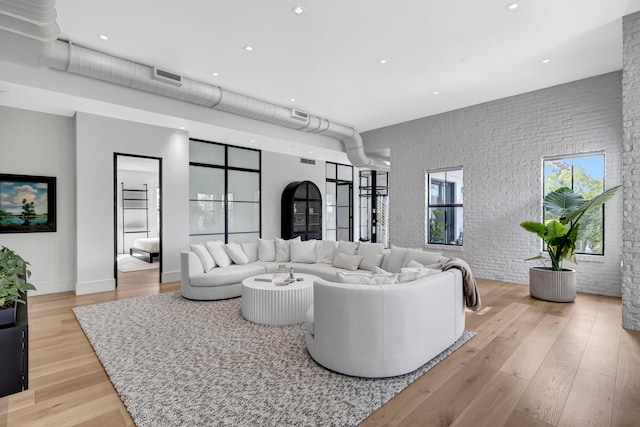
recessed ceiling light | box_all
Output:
[505,1,519,11]
[179,126,186,130]
[250,139,256,143]
[308,151,313,154]
[243,45,254,52]
[542,58,551,63]
[289,98,296,102]
[98,34,109,41]
[433,91,440,95]
[291,5,306,15]
[379,59,387,64]
[211,72,219,77]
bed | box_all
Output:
[130,237,160,263]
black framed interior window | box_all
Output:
[426,168,463,246]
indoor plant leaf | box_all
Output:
[520,221,546,237]
[561,185,621,226]
[543,187,584,218]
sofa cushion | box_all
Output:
[190,264,266,287]
[241,242,259,262]
[336,272,372,284]
[402,249,441,268]
[305,305,314,336]
[290,239,316,263]
[397,267,442,283]
[275,237,300,262]
[205,240,233,268]
[190,243,216,272]
[387,245,409,273]
[315,240,337,264]
[332,253,364,271]
[356,242,385,271]
[287,262,369,281]
[258,238,276,261]
[334,240,359,259]
[225,242,249,265]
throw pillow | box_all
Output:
[336,272,372,284]
[315,240,337,264]
[402,249,442,268]
[387,245,409,273]
[397,267,442,283]
[334,240,359,259]
[290,239,317,263]
[332,252,364,271]
[369,273,397,284]
[257,238,276,262]
[406,259,424,268]
[205,240,233,268]
[225,242,249,265]
[190,243,216,272]
[275,237,300,262]
[241,242,259,262]
[356,242,385,271]
[371,266,390,275]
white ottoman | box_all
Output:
[241,273,316,325]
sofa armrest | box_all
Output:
[181,250,203,284]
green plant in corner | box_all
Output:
[520,185,621,271]
[0,246,36,309]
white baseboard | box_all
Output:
[75,278,116,295]
[162,270,180,283]
[28,279,75,296]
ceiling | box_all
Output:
[2,0,640,151]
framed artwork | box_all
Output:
[0,174,56,233]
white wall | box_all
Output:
[261,152,327,239]
[363,72,623,296]
[0,106,76,295]
[75,112,189,293]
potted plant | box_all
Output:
[520,185,621,302]
[0,246,36,326]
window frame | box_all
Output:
[542,152,606,256]
[426,167,464,246]
[189,138,261,243]
[326,162,353,241]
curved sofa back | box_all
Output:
[309,269,465,378]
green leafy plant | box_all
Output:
[520,185,621,271]
[0,246,36,308]
[429,209,445,244]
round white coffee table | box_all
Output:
[241,273,317,325]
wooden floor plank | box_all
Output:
[513,311,597,425]
[451,371,529,427]
[499,314,568,380]
[558,368,615,427]
[465,302,530,350]
[612,329,640,427]
[580,312,622,378]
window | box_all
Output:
[189,139,261,243]
[543,153,605,254]
[359,170,389,246]
[326,162,353,241]
[426,168,463,246]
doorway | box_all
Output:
[114,153,162,287]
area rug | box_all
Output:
[117,254,159,272]
[73,292,475,427]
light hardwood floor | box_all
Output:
[0,272,638,426]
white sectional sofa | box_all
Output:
[180,238,450,301]
[306,270,465,378]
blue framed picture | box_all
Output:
[0,174,56,233]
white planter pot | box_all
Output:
[529,267,576,302]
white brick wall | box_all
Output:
[622,12,640,330]
[363,72,623,297]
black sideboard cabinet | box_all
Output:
[282,180,323,240]
[0,299,29,398]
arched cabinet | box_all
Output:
[281,181,322,240]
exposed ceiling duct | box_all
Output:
[0,0,389,171]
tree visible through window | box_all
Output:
[543,154,605,254]
[426,168,463,246]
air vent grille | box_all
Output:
[152,67,183,87]
[291,109,309,121]
[301,158,316,165]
